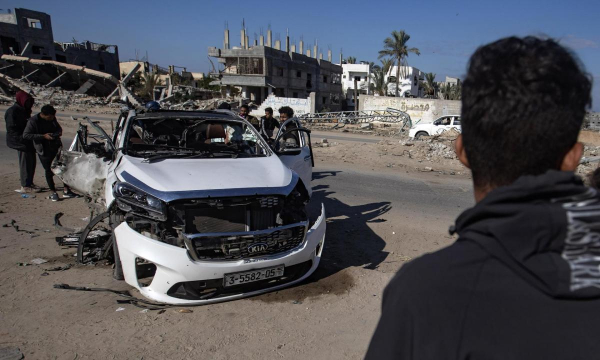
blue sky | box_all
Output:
[5,0,600,110]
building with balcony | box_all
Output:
[208,26,343,111]
[385,65,424,98]
[341,63,372,109]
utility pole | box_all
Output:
[353,78,358,111]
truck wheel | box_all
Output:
[415,131,428,140]
[112,234,124,281]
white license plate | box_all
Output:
[224,265,285,287]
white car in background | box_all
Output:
[409,115,461,139]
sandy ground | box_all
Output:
[0,106,598,359]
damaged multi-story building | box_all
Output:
[0,8,119,77]
[208,25,343,111]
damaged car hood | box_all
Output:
[115,155,298,202]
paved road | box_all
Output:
[310,131,382,144]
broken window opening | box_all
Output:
[354,76,361,82]
[277,67,283,76]
[31,46,44,55]
[224,57,264,75]
[323,75,328,83]
[26,18,42,29]
[332,74,341,84]
[296,70,301,78]
[1,36,20,55]
[330,94,341,105]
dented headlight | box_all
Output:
[113,182,167,221]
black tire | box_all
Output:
[112,234,124,281]
[415,131,428,140]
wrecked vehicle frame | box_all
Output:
[52,108,326,305]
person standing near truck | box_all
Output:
[23,105,77,201]
[5,91,37,193]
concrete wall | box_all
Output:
[251,93,313,117]
[359,95,461,124]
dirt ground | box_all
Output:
[1,107,599,359]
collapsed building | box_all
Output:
[0,8,120,78]
[0,55,119,97]
[208,24,343,112]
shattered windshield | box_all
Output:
[124,117,269,161]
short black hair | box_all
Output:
[41,104,56,116]
[265,107,273,114]
[217,102,231,110]
[240,104,249,110]
[461,36,592,188]
[278,106,294,118]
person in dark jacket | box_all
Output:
[277,106,299,147]
[5,91,37,193]
[239,104,260,129]
[23,105,76,202]
[365,37,597,359]
[260,107,278,138]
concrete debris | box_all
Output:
[577,144,600,184]
[0,346,24,360]
[30,258,48,265]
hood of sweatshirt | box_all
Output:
[454,170,600,299]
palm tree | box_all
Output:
[140,72,162,99]
[423,72,439,97]
[378,30,420,97]
[370,59,395,96]
[380,58,394,95]
[441,82,462,100]
[345,56,357,64]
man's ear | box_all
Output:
[561,142,584,171]
[455,134,470,169]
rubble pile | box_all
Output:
[0,78,122,114]
[33,86,122,114]
[577,144,600,182]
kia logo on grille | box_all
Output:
[247,243,268,254]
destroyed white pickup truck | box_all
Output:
[52,108,326,305]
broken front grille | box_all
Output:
[185,223,307,261]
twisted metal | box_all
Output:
[298,107,412,129]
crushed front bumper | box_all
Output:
[115,203,326,305]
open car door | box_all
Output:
[52,117,115,201]
[273,118,314,196]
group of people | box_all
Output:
[5,91,76,201]
[238,104,298,146]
